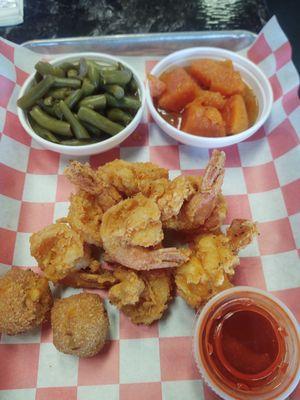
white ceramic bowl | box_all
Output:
[17,52,145,156]
[146,47,273,148]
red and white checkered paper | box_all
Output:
[0,15,299,400]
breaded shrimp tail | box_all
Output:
[65,160,102,194]
[164,150,226,231]
[100,194,189,270]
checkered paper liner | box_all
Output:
[0,15,299,400]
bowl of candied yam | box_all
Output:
[146,47,273,148]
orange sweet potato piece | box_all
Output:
[242,84,258,126]
[148,74,167,98]
[196,90,226,109]
[189,59,245,96]
[222,94,249,134]
[158,67,200,112]
[181,99,226,137]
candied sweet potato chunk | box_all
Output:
[148,74,167,98]
[222,94,249,134]
[189,59,245,96]
[242,84,258,126]
[181,99,226,137]
[196,89,226,109]
[158,67,200,112]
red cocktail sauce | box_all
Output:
[196,291,300,399]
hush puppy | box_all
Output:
[0,269,53,335]
[51,293,109,357]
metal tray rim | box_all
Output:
[21,30,257,49]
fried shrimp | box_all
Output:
[30,222,91,282]
[98,159,169,197]
[51,293,109,357]
[108,267,145,308]
[0,269,53,335]
[64,159,168,199]
[64,160,122,204]
[100,194,188,270]
[175,219,258,308]
[201,194,227,232]
[64,151,226,235]
[164,150,226,231]
[109,268,172,325]
[227,218,259,253]
[67,190,104,246]
[139,175,197,222]
[64,160,104,195]
[175,236,237,309]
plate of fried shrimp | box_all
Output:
[0,150,258,358]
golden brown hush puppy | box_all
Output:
[0,269,53,335]
[51,293,109,357]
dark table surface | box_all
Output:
[0,0,299,71]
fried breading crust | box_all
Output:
[109,268,173,325]
[30,222,89,282]
[51,293,109,357]
[67,191,104,246]
[59,269,117,289]
[101,194,188,270]
[108,268,145,308]
[175,219,258,309]
[175,252,234,309]
[0,269,53,335]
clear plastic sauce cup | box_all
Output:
[193,286,300,400]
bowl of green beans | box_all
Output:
[17,52,145,156]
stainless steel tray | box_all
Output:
[21,31,257,56]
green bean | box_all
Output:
[107,108,133,126]
[53,103,64,119]
[82,78,95,96]
[104,93,118,108]
[74,113,105,137]
[59,62,75,71]
[52,77,81,89]
[88,60,118,72]
[100,65,119,72]
[87,62,100,88]
[100,69,132,86]
[78,106,123,136]
[34,72,43,84]
[80,119,105,136]
[35,61,65,78]
[122,96,141,111]
[78,58,88,78]
[29,116,60,143]
[61,139,98,146]
[79,94,106,110]
[65,89,83,109]
[105,93,141,111]
[30,106,72,136]
[67,69,78,78]
[48,87,72,99]
[104,84,124,99]
[37,100,57,117]
[44,96,54,106]
[17,75,55,110]
[127,77,138,94]
[59,101,90,139]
